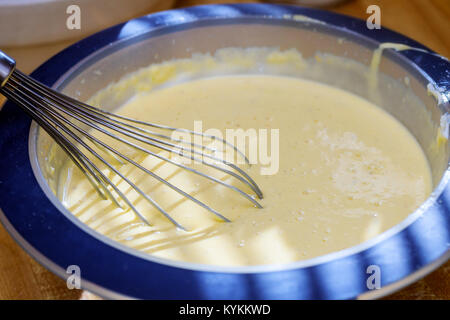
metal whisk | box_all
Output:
[0,50,263,230]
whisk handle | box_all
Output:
[0,50,15,87]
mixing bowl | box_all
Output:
[0,4,449,299]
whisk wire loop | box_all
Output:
[0,53,263,230]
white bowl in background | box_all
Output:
[0,0,175,47]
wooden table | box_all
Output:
[0,0,448,300]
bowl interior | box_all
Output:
[31,17,449,265]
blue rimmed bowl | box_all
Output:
[0,3,449,299]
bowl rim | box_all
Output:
[0,3,449,299]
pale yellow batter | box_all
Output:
[55,51,432,266]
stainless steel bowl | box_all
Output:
[1,4,448,299]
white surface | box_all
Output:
[0,0,175,47]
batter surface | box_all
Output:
[57,74,431,266]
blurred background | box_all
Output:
[0,0,448,299]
